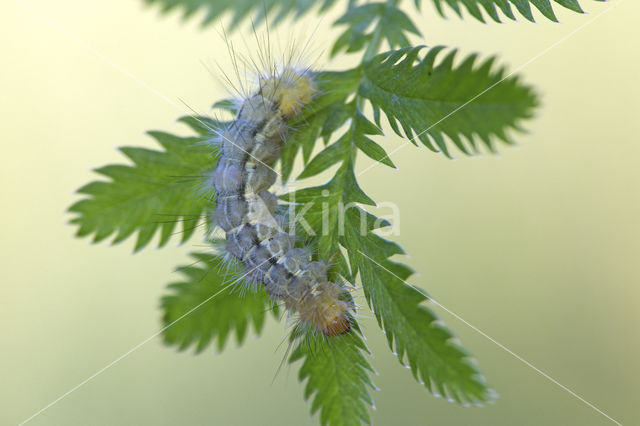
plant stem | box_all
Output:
[362,0,398,62]
[362,20,384,63]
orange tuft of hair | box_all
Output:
[322,313,351,336]
[296,282,352,337]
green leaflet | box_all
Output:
[281,69,362,183]
[143,0,336,29]
[162,252,278,352]
[285,46,538,167]
[429,0,597,23]
[359,46,538,157]
[289,327,376,426]
[331,2,421,57]
[68,128,219,251]
[298,105,395,180]
[342,209,495,404]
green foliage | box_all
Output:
[283,112,493,404]
[144,0,597,28]
[331,2,421,57]
[68,129,218,251]
[269,38,532,416]
[68,0,596,424]
[429,0,599,23]
[298,106,396,179]
[162,252,277,352]
[290,329,376,426]
[343,217,493,403]
[280,41,530,415]
[360,46,538,157]
[281,69,363,182]
[143,0,336,28]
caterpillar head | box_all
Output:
[260,68,317,119]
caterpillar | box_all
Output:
[209,67,352,337]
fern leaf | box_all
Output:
[68,130,217,251]
[161,252,277,352]
[332,2,421,57]
[289,327,375,426]
[342,209,495,404]
[430,0,595,23]
[281,69,362,182]
[360,46,538,157]
[143,0,336,28]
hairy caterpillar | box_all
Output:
[209,67,352,337]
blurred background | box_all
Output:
[1,0,639,425]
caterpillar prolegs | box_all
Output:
[210,68,352,336]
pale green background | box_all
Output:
[1,1,639,425]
